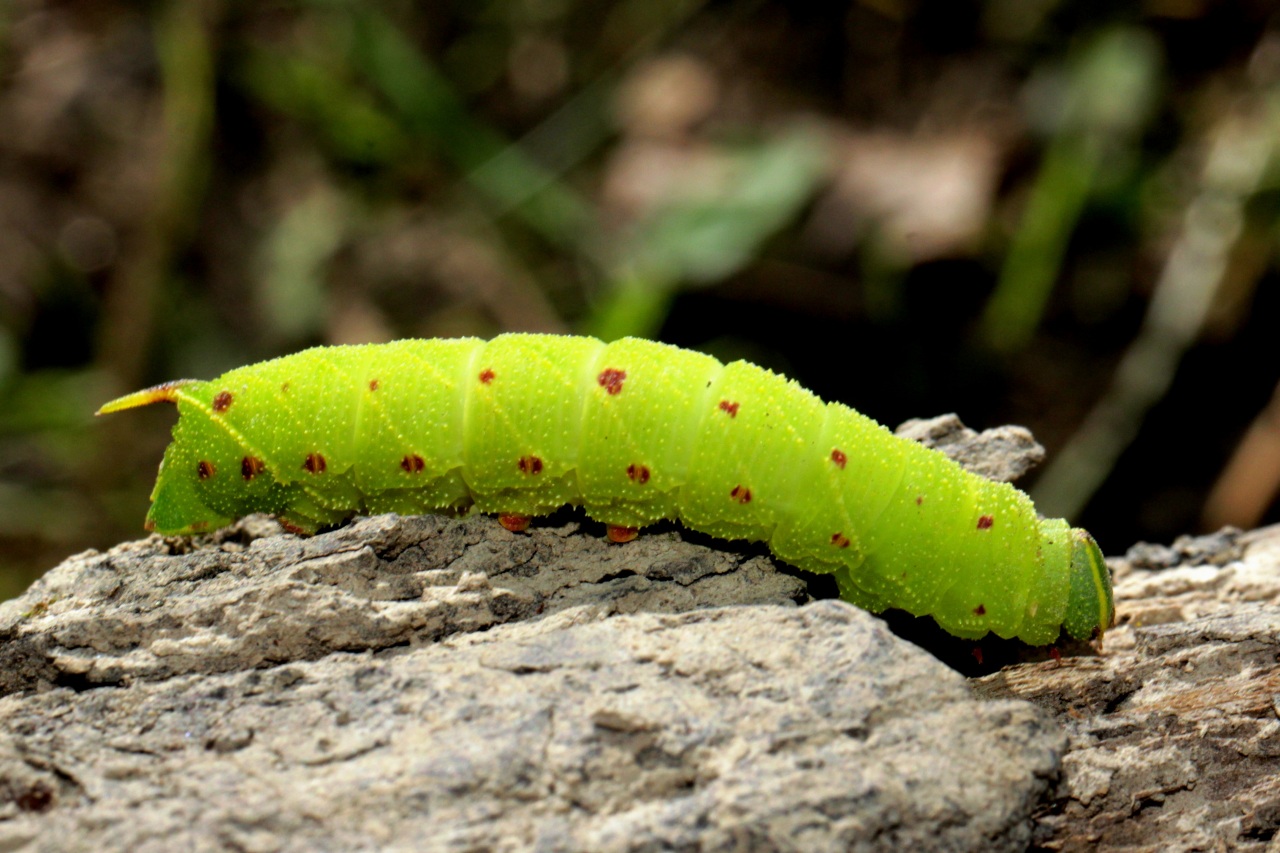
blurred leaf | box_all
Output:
[588,129,829,341]
[257,185,349,343]
[238,49,408,167]
[586,271,674,345]
[348,9,596,248]
[626,130,828,281]
[981,28,1162,353]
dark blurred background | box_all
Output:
[2,0,1279,599]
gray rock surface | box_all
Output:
[895,414,1046,483]
[0,514,806,693]
[0,509,1066,852]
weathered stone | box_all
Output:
[0,512,1064,852]
[0,514,806,694]
[896,413,1046,483]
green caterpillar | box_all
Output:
[97,333,1113,645]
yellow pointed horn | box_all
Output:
[96,380,199,415]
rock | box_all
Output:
[0,514,807,694]
[0,512,1064,852]
[895,413,1046,484]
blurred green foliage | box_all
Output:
[2,0,1279,596]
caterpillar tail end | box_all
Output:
[1063,529,1115,644]
[96,380,199,415]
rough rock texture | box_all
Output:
[0,514,807,694]
[978,523,1280,851]
[895,414,1045,484]
[0,515,1064,852]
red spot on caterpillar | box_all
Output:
[479,368,495,384]
[190,521,210,531]
[499,514,530,532]
[972,647,984,666]
[368,379,380,392]
[143,519,156,532]
[730,485,752,504]
[916,496,924,506]
[607,525,639,543]
[280,382,290,393]
[973,604,986,616]
[830,449,847,469]
[212,391,233,412]
[518,455,544,475]
[401,454,425,473]
[626,463,651,484]
[977,515,994,530]
[278,518,308,536]
[197,460,216,480]
[303,453,327,474]
[241,456,265,480]
[597,368,626,395]
[718,400,740,418]
[830,533,851,549]
[1049,646,1063,663]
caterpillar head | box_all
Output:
[1063,528,1115,642]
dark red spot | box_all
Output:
[401,454,425,473]
[518,455,544,475]
[607,525,639,543]
[973,604,986,616]
[718,400,739,418]
[368,379,380,392]
[831,533,851,549]
[499,514,530,532]
[278,518,308,536]
[241,456,265,480]
[972,647,984,666]
[303,453,327,474]
[597,368,627,395]
[197,460,216,480]
[626,463,651,484]
[479,368,495,384]
[144,519,156,532]
[212,391,233,412]
[977,515,994,530]
[830,449,847,469]
[730,485,752,504]
[1049,647,1063,663]
[191,521,210,531]
[916,495,924,506]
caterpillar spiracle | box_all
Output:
[97,333,1114,645]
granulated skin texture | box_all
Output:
[97,332,1112,643]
